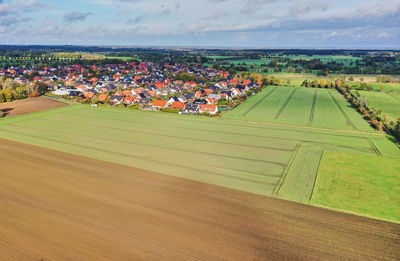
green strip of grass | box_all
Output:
[311,151,400,223]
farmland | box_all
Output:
[0,97,68,117]
[311,151,400,222]
[2,138,400,260]
[349,82,400,92]
[356,91,400,121]
[1,103,399,217]
[224,86,374,132]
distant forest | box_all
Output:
[0,45,399,75]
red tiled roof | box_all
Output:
[172,102,186,110]
[153,100,168,108]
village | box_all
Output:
[0,61,263,115]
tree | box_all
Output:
[394,119,400,139]
[91,96,99,104]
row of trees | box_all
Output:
[335,82,400,141]
[301,79,341,89]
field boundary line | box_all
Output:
[242,87,278,116]
[274,88,298,120]
[328,91,358,130]
[308,150,324,203]
[368,138,382,157]
[223,118,382,136]
[308,90,318,126]
[273,143,301,195]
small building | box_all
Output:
[199,104,219,115]
[98,94,109,102]
[172,102,186,111]
[152,100,168,109]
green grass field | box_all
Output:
[1,96,399,222]
[311,151,400,222]
[1,104,397,197]
[224,86,374,132]
[354,91,400,122]
[349,82,400,93]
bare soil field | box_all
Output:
[0,138,399,260]
[0,97,67,117]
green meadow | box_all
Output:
[311,151,400,222]
[356,91,400,121]
[349,82,400,92]
[1,92,399,222]
[224,86,374,132]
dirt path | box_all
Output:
[0,97,67,117]
[0,138,399,260]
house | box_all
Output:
[123,90,132,96]
[199,104,219,115]
[139,97,150,105]
[124,96,135,105]
[172,102,186,111]
[193,99,207,106]
[167,97,180,106]
[195,90,205,98]
[185,103,199,113]
[98,94,109,102]
[69,91,82,97]
[206,97,217,105]
[152,100,168,109]
[52,88,71,95]
[84,92,96,99]
[110,95,123,105]
[183,93,195,101]
[208,94,221,100]
[178,95,188,103]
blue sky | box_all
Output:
[0,0,399,48]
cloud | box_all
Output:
[378,32,389,38]
[63,11,92,23]
[0,0,398,48]
[127,14,147,24]
[0,0,44,26]
[241,0,287,14]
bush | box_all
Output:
[161,107,180,113]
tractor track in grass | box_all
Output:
[29,116,376,155]
[273,143,302,195]
[63,108,382,139]
[60,109,375,145]
[309,150,324,203]
[368,138,382,157]
[6,123,288,167]
[0,128,280,186]
[328,91,358,130]
[274,88,297,120]
[1,138,400,260]
[242,86,278,116]
[308,90,318,126]
[32,117,294,153]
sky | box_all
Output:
[0,0,399,48]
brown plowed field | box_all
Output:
[0,138,399,260]
[0,97,67,117]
